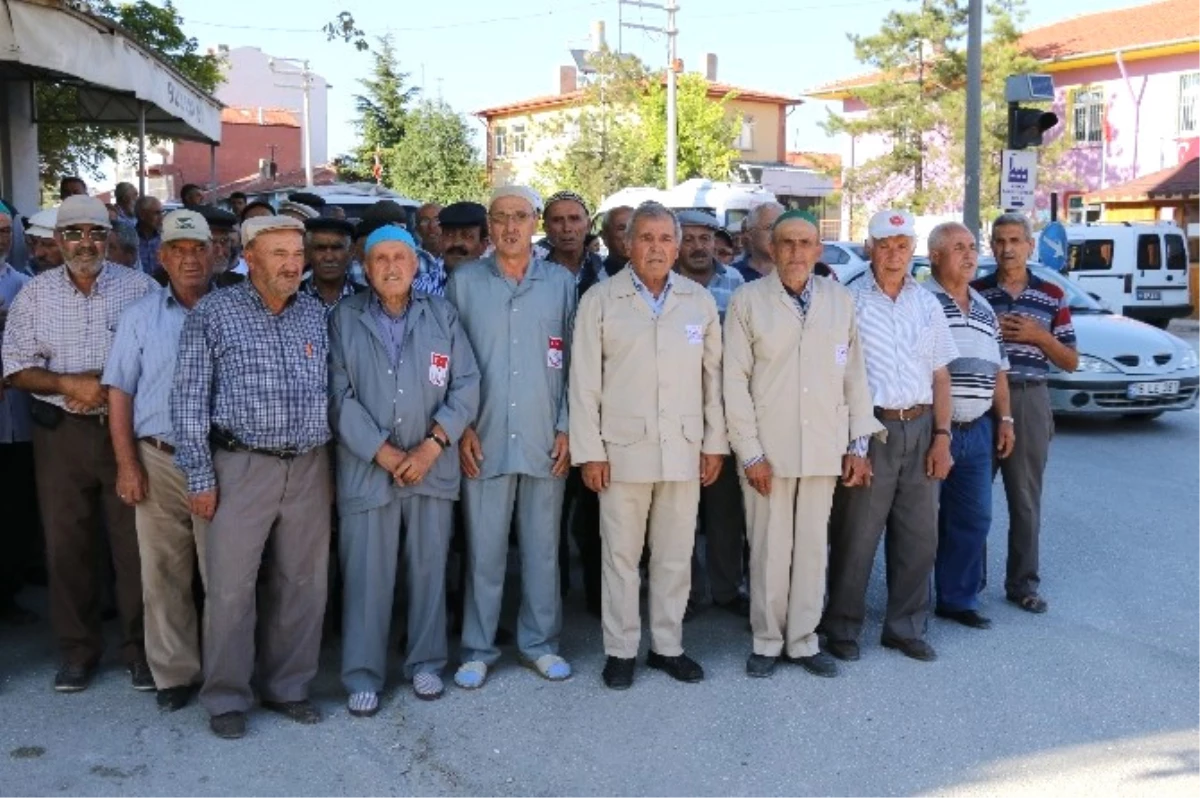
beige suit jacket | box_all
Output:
[570,268,728,482]
[723,271,884,478]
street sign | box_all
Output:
[1000,149,1038,209]
[1038,221,1069,272]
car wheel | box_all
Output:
[1122,411,1165,421]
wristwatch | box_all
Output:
[933,428,952,441]
[426,431,450,450]
[1000,416,1015,425]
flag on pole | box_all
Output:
[372,147,383,183]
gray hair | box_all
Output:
[601,205,634,234]
[114,182,138,204]
[113,222,139,253]
[991,212,1034,242]
[744,201,785,231]
[927,221,972,255]
[133,195,160,214]
[624,201,681,247]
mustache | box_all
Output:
[445,246,469,257]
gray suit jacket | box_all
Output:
[328,290,480,515]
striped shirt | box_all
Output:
[846,269,958,409]
[972,270,1076,382]
[689,262,744,321]
[2,263,157,412]
[171,281,330,494]
[102,285,197,443]
[927,280,1010,422]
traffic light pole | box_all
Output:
[963,0,982,239]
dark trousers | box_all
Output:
[823,413,938,642]
[692,456,746,604]
[997,382,1053,599]
[0,442,39,605]
[935,415,994,612]
[564,467,601,612]
[32,414,143,666]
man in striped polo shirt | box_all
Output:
[926,222,1015,630]
[973,213,1078,615]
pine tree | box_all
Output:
[347,35,419,179]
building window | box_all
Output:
[1067,195,1101,225]
[1179,72,1200,135]
[1071,87,1105,144]
[494,126,507,158]
[735,116,755,151]
[512,124,527,154]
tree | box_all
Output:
[636,72,743,188]
[36,1,222,190]
[386,100,487,204]
[343,35,419,181]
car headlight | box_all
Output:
[1176,347,1199,371]
[1075,354,1121,373]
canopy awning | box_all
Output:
[0,0,222,143]
[1085,158,1198,205]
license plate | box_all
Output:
[1127,380,1180,398]
[1137,289,1161,300]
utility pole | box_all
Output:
[620,0,680,189]
[963,0,983,239]
[269,56,316,187]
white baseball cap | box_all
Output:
[867,209,916,239]
[162,209,212,243]
[25,208,57,239]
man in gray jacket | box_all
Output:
[329,225,480,716]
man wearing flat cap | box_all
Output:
[446,184,577,690]
[723,209,881,679]
[301,217,364,311]
[198,206,245,288]
[103,209,218,711]
[413,202,489,297]
[2,195,158,693]
[330,224,479,715]
[172,213,333,739]
[821,208,958,665]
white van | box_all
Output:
[596,180,778,231]
[1064,222,1192,327]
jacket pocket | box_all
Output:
[680,414,703,443]
[601,414,646,445]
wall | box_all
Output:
[172,122,303,191]
[727,98,785,162]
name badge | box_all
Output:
[429,352,449,387]
[547,336,564,369]
[685,324,703,345]
[835,344,848,365]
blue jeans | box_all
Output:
[935,415,994,611]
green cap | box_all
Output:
[771,208,819,231]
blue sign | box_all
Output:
[1038,221,1069,272]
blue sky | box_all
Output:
[170,0,1148,159]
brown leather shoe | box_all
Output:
[210,711,246,739]
[881,636,937,662]
[260,699,322,724]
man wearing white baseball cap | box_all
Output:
[24,208,63,274]
[821,208,958,664]
[102,209,216,711]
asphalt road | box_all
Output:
[1,334,1197,797]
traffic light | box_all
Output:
[1007,105,1059,150]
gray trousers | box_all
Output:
[823,413,938,643]
[340,493,453,692]
[460,474,565,665]
[199,447,331,717]
[691,456,746,605]
[997,381,1053,599]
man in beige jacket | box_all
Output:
[570,201,726,691]
[724,211,883,679]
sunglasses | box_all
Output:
[60,229,109,243]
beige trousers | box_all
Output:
[599,480,699,659]
[744,475,837,658]
[135,441,209,689]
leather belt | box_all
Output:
[139,436,176,455]
[874,404,930,421]
[951,416,985,431]
[210,428,300,460]
[1009,380,1047,390]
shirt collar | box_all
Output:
[630,268,674,297]
[369,289,413,320]
[865,266,919,295]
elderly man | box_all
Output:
[330,225,479,716]
[114,182,139,227]
[180,184,205,209]
[821,209,958,664]
[172,214,332,740]
[730,202,784,283]
[414,202,490,298]
[925,222,1015,630]
[416,202,444,259]
[24,209,63,275]
[599,205,633,277]
[102,210,216,712]
[544,191,606,292]
[724,210,881,678]
[973,213,1077,615]
[714,228,736,266]
[673,209,748,619]
[135,196,164,277]
[447,185,576,690]
[197,206,245,288]
[2,195,158,691]
[301,217,364,311]
[107,224,141,269]
[571,201,726,690]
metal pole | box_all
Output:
[963,0,983,238]
[209,143,217,192]
[302,60,314,187]
[137,101,146,196]
[665,0,678,189]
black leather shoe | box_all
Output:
[261,699,322,724]
[602,656,635,690]
[682,599,702,623]
[646,651,704,683]
[128,659,156,691]
[791,651,839,677]
[881,636,938,662]
[935,607,993,629]
[745,653,776,678]
[714,595,751,618]
[825,639,860,662]
[54,662,95,693]
[210,711,247,739]
[156,685,194,712]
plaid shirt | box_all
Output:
[300,274,365,314]
[171,281,331,494]
[694,261,744,321]
[1,263,157,412]
[137,227,162,276]
[413,257,447,297]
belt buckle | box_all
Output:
[899,406,910,421]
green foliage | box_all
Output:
[386,100,487,204]
[637,72,742,188]
[345,36,419,180]
[323,11,369,52]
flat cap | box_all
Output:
[438,201,488,228]
[288,191,326,209]
[676,209,721,230]
[361,200,409,224]
[279,200,320,221]
[305,217,356,237]
[196,204,238,230]
[56,195,111,230]
[241,214,306,246]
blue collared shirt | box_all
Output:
[171,281,331,493]
[137,228,162,276]
[0,263,32,443]
[629,269,675,317]
[102,285,196,443]
[369,293,409,369]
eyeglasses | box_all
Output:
[60,229,109,243]
[488,211,533,226]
